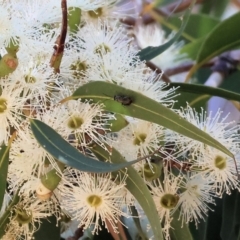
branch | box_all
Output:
[145,61,171,83]
[50,0,68,73]
[165,61,214,76]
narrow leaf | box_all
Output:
[130,206,149,240]
[34,215,61,240]
[180,38,205,59]
[166,82,240,102]
[166,14,219,40]
[71,81,233,158]
[197,12,240,64]
[30,119,140,173]
[170,210,193,240]
[221,191,240,240]
[137,0,194,62]
[0,192,20,238]
[0,144,10,209]
[91,144,163,240]
[186,12,240,80]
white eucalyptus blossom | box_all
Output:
[8,125,60,195]
[112,119,165,162]
[81,0,133,23]
[10,0,61,37]
[170,106,240,160]
[135,23,186,71]
[75,21,134,58]
[59,168,129,234]
[67,0,114,11]
[17,30,58,64]
[193,148,240,196]
[38,99,114,149]
[0,3,19,47]
[5,198,52,240]
[0,0,239,239]
[148,171,182,240]
[0,80,27,144]
[10,60,59,102]
[177,173,216,226]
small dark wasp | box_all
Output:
[114,95,133,106]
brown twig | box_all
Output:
[232,0,240,8]
[50,0,67,73]
[165,61,214,76]
[145,61,171,83]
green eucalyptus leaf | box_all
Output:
[197,12,240,64]
[182,14,219,39]
[137,0,193,61]
[201,0,229,18]
[91,144,163,240]
[166,14,219,41]
[220,70,240,94]
[204,198,223,240]
[212,0,229,18]
[186,12,240,82]
[170,210,193,240]
[0,144,10,209]
[180,38,205,60]
[221,190,240,240]
[130,206,148,240]
[189,218,208,240]
[33,215,61,240]
[187,12,240,78]
[30,119,140,173]
[70,81,233,158]
[0,192,20,238]
[167,82,240,102]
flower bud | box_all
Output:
[68,7,81,34]
[108,114,129,132]
[0,53,18,77]
[142,162,162,181]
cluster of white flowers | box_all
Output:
[0,1,239,240]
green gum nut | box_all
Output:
[0,53,18,77]
[108,114,129,132]
[40,162,65,191]
[142,162,162,181]
[5,38,19,57]
[68,7,81,34]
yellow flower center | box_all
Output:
[143,163,161,181]
[14,209,32,225]
[67,116,83,129]
[0,98,7,113]
[24,74,36,83]
[133,133,147,146]
[214,155,227,170]
[94,43,111,55]
[87,194,102,207]
[88,8,103,18]
[70,60,87,79]
[160,193,179,209]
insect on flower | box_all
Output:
[114,95,133,106]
